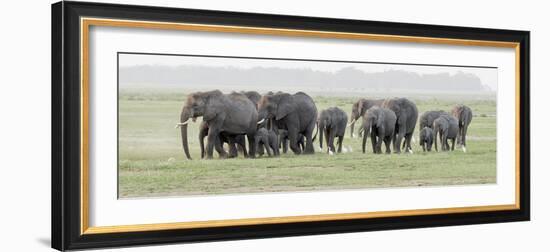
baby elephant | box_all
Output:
[361,106,396,154]
[255,128,279,157]
[318,107,348,155]
[433,114,459,152]
[419,127,434,152]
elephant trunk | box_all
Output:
[362,121,370,154]
[180,110,192,160]
[348,118,356,138]
[319,122,324,150]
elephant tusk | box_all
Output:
[257,118,265,125]
[174,118,191,128]
[347,119,356,127]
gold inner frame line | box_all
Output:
[80,17,521,235]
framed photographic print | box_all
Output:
[51,1,530,251]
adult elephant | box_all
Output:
[197,91,261,158]
[349,98,384,138]
[361,106,396,154]
[382,97,418,154]
[318,107,348,154]
[419,110,449,129]
[176,90,258,159]
[257,92,317,154]
[451,104,473,152]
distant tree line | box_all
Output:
[120,65,490,91]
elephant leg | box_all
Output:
[337,135,343,153]
[384,137,392,154]
[226,136,238,158]
[216,135,230,158]
[442,132,449,151]
[199,126,207,159]
[375,133,384,154]
[370,129,377,154]
[247,133,256,158]
[238,136,248,158]
[328,129,336,154]
[460,126,465,146]
[271,141,279,156]
[451,138,456,151]
[263,136,272,156]
[288,128,302,155]
[324,128,330,153]
[446,133,451,151]
[283,138,289,153]
[462,125,469,148]
[255,136,262,157]
[257,143,264,156]
[362,129,367,154]
[405,133,413,153]
[435,132,441,152]
[206,131,220,159]
[262,142,272,157]
[304,123,315,154]
[394,124,406,154]
[228,144,238,158]
[422,141,426,152]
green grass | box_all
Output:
[118,89,496,198]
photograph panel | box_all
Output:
[118,52,497,198]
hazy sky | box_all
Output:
[119,53,498,90]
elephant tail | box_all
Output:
[312,122,319,142]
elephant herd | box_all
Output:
[175,90,473,159]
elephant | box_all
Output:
[255,128,279,157]
[318,107,348,154]
[451,104,473,152]
[257,92,318,155]
[198,121,247,159]
[419,126,434,152]
[176,90,258,159]
[279,129,305,154]
[361,106,396,154]
[382,98,418,154]
[419,110,449,129]
[349,98,384,138]
[196,91,262,158]
[433,114,459,152]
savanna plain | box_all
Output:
[119,88,496,198]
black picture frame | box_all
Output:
[52,1,530,251]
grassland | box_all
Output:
[118,88,496,198]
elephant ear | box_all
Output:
[275,94,294,120]
[454,105,463,117]
[358,100,366,115]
